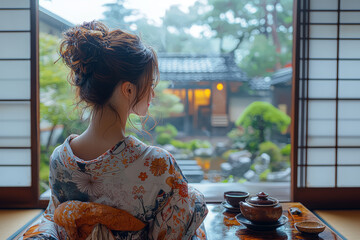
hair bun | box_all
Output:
[59,21,110,84]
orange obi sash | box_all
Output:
[54,200,146,240]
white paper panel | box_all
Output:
[299,60,307,79]
[307,148,335,165]
[0,149,31,165]
[0,80,30,100]
[298,100,306,146]
[341,0,360,10]
[0,166,31,187]
[340,12,360,24]
[307,166,335,187]
[0,60,30,79]
[0,33,30,59]
[0,0,29,8]
[308,136,335,146]
[0,137,30,147]
[297,167,305,188]
[297,148,305,165]
[339,61,360,79]
[339,40,360,59]
[308,120,335,136]
[338,81,360,98]
[0,10,30,31]
[310,0,338,10]
[308,80,336,98]
[308,120,336,146]
[338,148,360,165]
[309,25,337,39]
[308,101,336,120]
[338,101,360,119]
[310,12,337,24]
[309,60,337,79]
[338,120,360,146]
[0,102,30,146]
[338,167,360,187]
[309,40,337,59]
[0,60,30,99]
[340,25,360,38]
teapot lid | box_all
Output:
[246,192,279,206]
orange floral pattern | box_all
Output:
[138,172,148,181]
[150,157,168,176]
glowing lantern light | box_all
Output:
[204,89,211,98]
[217,83,224,91]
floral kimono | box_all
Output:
[21,135,208,240]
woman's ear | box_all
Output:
[121,82,135,100]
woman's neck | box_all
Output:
[86,107,128,145]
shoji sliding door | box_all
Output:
[0,0,39,208]
[292,0,360,209]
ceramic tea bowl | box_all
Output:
[224,191,249,208]
[295,221,326,234]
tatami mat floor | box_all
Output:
[314,210,360,240]
[0,209,43,240]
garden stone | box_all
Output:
[215,142,228,156]
[231,142,246,150]
[228,150,252,164]
[244,169,256,181]
[266,168,291,182]
[173,153,192,160]
[194,148,213,157]
[220,162,232,177]
[163,144,178,154]
[229,157,251,178]
[253,153,270,174]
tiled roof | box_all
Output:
[271,67,292,86]
[39,6,74,31]
[158,53,248,82]
[249,67,292,91]
[249,77,272,90]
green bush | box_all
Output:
[281,144,291,156]
[233,101,291,153]
[259,141,283,171]
[156,132,173,145]
[170,139,211,150]
[188,139,211,151]
[155,124,178,145]
[170,139,187,149]
[259,169,270,181]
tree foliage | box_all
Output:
[101,0,138,30]
[39,33,82,149]
[199,0,293,76]
[235,101,290,151]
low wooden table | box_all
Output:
[204,202,343,240]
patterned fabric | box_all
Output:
[21,135,208,240]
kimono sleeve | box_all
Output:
[20,194,63,240]
[20,148,66,240]
[150,154,208,240]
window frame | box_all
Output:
[0,0,40,208]
[291,0,360,209]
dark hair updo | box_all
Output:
[59,20,159,112]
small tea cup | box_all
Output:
[295,221,326,235]
[224,191,249,208]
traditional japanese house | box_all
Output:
[158,53,248,135]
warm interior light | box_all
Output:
[217,83,224,91]
[204,89,211,98]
